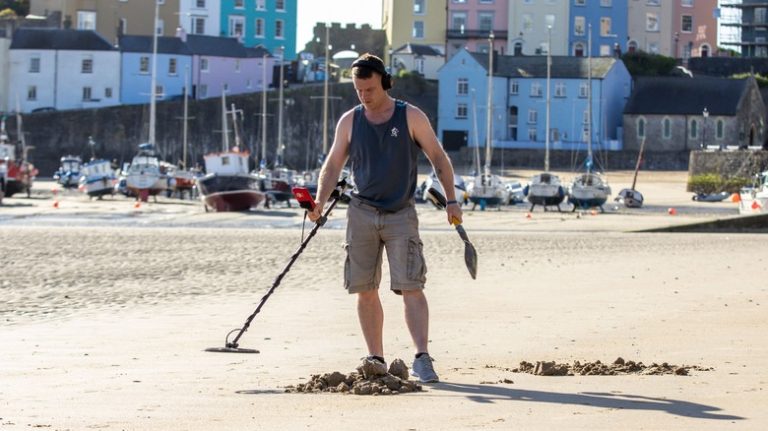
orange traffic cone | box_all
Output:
[731,193,741,203]
[668,207,677,215]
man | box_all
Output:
[308,53,462,383]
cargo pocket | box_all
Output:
[343,243,351,290]
[406,237,427,282]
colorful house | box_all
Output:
[119,35,193,105]
[569,0,628,57]
[220,0,297,59]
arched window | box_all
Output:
[637,117,646,139]
[689,119,698,139]
[514,42,523,56]
[663,117,672,139]
[628,40,638,53]
[716,119,725,139]
[574,43,585,57]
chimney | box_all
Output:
[175,26,187,42]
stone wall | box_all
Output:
[688,150,768,180]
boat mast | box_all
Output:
[149,0,159,147]
[261,53,267,169]
[277,46,285,167]
[322,23,330,156]
[221,92,229,152]
[182,66,189,169]
[471,89,481,176]
[231,103,242,148]
[545,25,552,172]
[586,24,593,174]
[484,32,494,177]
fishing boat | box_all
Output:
[80,158,116,199]
[196,95,266,212]
[568,26,611,212]
[0,114,36,198]
[739,170,768,215]
[126,143,166,200]
[53,155,83,188]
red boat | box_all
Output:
[1,118,36,199]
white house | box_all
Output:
[391,43,444,80]
[9,28,121,113]
[179,0,221,37]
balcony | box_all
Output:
[446,29,508,40]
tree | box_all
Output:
[0,1,28,17]
[621,51,677,77]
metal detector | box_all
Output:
[205,179,349,354]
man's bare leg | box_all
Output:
[402,290,429,353]
[357,289,384,357]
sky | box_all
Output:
[295,0,382,53]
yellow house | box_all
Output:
[382,0,445,67]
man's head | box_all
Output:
[351,53,392,91]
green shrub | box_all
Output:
[687,173,750,194]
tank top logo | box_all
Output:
[390,126,399,138]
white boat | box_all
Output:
[525,173,566,212]
[126,143,166,199]
[423,172,467,209]
[739,171,768,214]
[53,155,82,188]
[615,188,644,208]
[80,159,115,199]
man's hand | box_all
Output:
[446,202,463,225]
[307,201,323,222]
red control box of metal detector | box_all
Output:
[291,187,316,211]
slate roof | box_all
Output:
[623,76,748,116]
[245,45,273,58]
[10,28,114,51]
[118,35,191,55]
[393,43,442,57]
[469,52,618,79]
[184,34,249,57]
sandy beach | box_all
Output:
[1,171,767,430]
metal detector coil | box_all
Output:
[205,179,348,354]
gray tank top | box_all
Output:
[349,99,419,212]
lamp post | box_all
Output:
[702,107,709,149]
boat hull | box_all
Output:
[198,173,266,212]
[739,189,768,214]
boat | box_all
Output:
[80,158,116,199]
[126,143,167,200]
[692,191,729,202]
[423,171,468,209]
[525,173,566,212]
[615,138,645,208]
[0,114,36,198]
[568,27,611,212]
[53,155,83,188]
[170,67,196,199]
[466,39,510,211]
[739,170,768,214]
[196,94,266,212]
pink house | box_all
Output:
[673,0,717,59]
[446,0,509,59]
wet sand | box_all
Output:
[1,172,766,430]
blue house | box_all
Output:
[220,0,297,59]
[119,35,193,105]
[438,49,632,153]
[569,0,628,57]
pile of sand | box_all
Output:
[511,357,713,376]
[284,358,423,395]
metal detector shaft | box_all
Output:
[224,181,346,349]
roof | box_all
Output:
[184,34,248,57]
[118,35,191,55]
[623,76,749,116]
[393,43,443,57]
[245,45,273,58]
[10,28,114,51]
[468,52,619,79]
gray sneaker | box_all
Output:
[411,354,439,383]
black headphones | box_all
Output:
[351,58,392,90]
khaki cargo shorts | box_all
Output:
[343,199,427,294]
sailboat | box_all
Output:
[126,1,166,201]
[0,111,36,199]
[568,25,611,212]
[615,138,645,208]
[466,34,510,210]
[525,29,566,212]
[196,93,266,212]
[169,67,196,198]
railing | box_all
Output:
[446,29,508,39]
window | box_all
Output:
[234,0,244,8]
[528,128,538,141]
[583,110,589,125]
[478,12,494,32]
[681,15,692,33]
[457,78,469,95]
[575,0,585,5]
[199,84,208,98]
[510,80,519,95]
[716,119,724,139]
[192,17,205,34]
[155,85,164,99]
[119,18,127,35]
[276,0,285,11]
[200,58,209,72]
[256,0,265,10]
[530,82,542,97]
[574,42,585,56]
[275,20,284,38]
[156,19,164,35]
[255,18,264,37]
[690,119,698,139]
[196,0,205,7]
[413,21,424,38]
[414,0,425,14]
[81,56,93,73]
[140,56,149,73]
[522,14,533,32]
[574,16,585,36]
[235,59,241,73]
[647,0,660,5]
[637,118,645,138]
[479,0,494,3]
[600,45,611,56]
[601,0,612,6]
[169,58,177,75]
[579,82,588,97]
[600,17,612,36]
[663,117,672,139]
[456,103,468,119]
[229,16,244,37]
[646,13,659,32]
[83,86,92,101]
[29,56,40,73]
[757,8,768,24]
[648,42,659,53]
[555,82,566,97]
[27,86,37,101]
[77,10,96,30]
[105,87,113,98]
[528,109,538,124]
[682,0,693,6]
[451,12,467,31]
